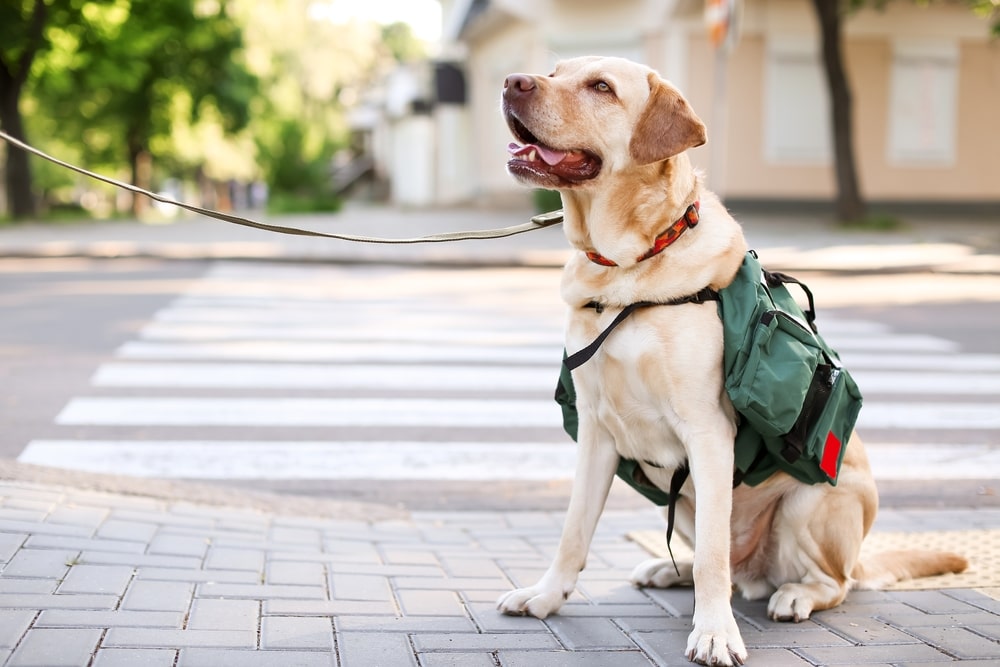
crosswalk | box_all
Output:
[18,261,1000,483]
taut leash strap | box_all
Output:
[0,130,563,244]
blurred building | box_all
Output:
[368,0,1000,210]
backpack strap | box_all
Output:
[763,270,817,333]
[565,288,719,371]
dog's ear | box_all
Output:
[629,73,707,165]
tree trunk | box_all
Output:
[811,0,866,222]
[0,73,36,220]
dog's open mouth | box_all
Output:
[505,114,601,187]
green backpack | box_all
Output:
[554,251,863,505]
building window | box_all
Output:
[764,37,832,165]
[887,40,958,166]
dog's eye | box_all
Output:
[592,80,613,94]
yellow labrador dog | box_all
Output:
[496,56,967,666]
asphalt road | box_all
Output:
[1,256,998,511]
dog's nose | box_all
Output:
[503,74,536,97]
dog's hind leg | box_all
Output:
[631,558,694,588]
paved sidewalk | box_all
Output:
[1,479,998,666]
[0,202,998,273]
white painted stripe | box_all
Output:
[55,398,563,428]
[851,371,1000,395]
[92,362,557,392]
[138,322,564,346]
[822,334,959,353]
[838,353,1000,372]
[866,443,1000,481]
[18,440,1000,482]
[18,441,577,480]
[858,402,1000,430]
[117,341,562,364]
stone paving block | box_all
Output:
[7,627,102,667]
[465,601,549,633]
[97,519,159,542]
[177,648,335,667]
[330,573,391,601]
[903,625,1000,660]
[411,632,562,652]
[380,548,442,566]
[135,567,259,584]
[640,586,694,617]
[46,505,109,529]
[266,561,326,587]
[271,546,380,565]
[147,534,209,558]
[2,548,77,578]
[0,532,26,563]
[91,648,178,667]
[268,526,321,546]
[260,615,334,650]
[78,550,203,569]
[334,615,477,633]
[0,592,118,610]
[970,622,1000,641]
[0,508,48,522]
[497,650,656,666]
[26,534,147,554]
[36,610,184,628]
[186,599,260,631]
[265,599,396,616]
[57,564,134,595]
[204,546,264,572]
[812,613,919,645]
[797,642,951,664]
[417,652,498,667]
[627,626,698,666]
[945,588,1000,614]
[0,579,57,594]
[122,580,195,613]
[0,609,35,648]
[577,577,653,605]
[559,602,675,618]
[395,589,466,616]
[544,616,639,650]
[0,519,92,537]
[439,556,506,579]
[739,625,853,649]
[327,561,445,578]
[890,589,982,614]
[878,610,996,629]
[339,631,417,667]
[103,628,256,649]
[393,576,511,591]
[197,582,326,600]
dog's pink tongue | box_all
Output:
[507,142,568,166]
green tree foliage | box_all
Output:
[31,0,257,216]
[3,0,425,220]
[0,0,79,219]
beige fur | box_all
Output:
[496,56,967,666]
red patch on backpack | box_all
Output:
[820,431,842,479]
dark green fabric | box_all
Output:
[554,252,863,505]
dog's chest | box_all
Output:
[567,306,722,468]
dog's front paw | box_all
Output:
[686,615,747,666]
[630,558,693,588]
[496,585,569,619]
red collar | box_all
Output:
[585,201,700,267]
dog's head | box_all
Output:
[502,56,706,191]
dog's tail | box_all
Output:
[851,550,969,590]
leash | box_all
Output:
[0,130,564,244]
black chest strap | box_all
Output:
[564,288,719,372]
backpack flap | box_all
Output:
[720,252,863,486]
